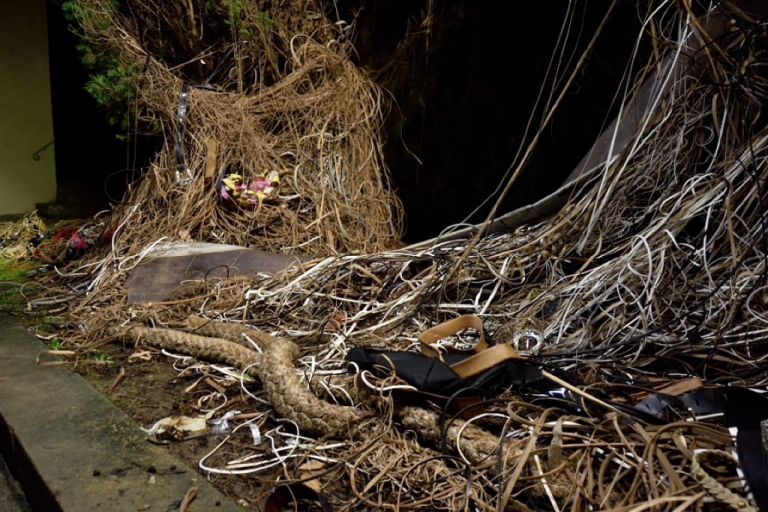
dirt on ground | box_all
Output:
[73,349,267,509]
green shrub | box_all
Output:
[61,0,138,131]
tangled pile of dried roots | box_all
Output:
[29,0,768,510]
[0,212,45,259]
[67,0,402,260]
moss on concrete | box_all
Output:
[0,259,39,312]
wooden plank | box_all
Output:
[125,244,303,304]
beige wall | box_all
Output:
[0,0,56,215]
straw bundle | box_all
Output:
[66,0,402,259]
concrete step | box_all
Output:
[0,316,241,512]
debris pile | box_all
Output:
[64,0,402,260]
[3,0,768,510]
[0,212,45,260]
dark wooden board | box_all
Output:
[125,246,302,303]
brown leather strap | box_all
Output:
[418,315,488,358]
[419,316,524,379]
[450,343,523,380]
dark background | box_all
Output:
[47,0,644,241]
[46,1,161,209]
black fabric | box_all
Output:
[722,388,768,511]
[349,348,630,413]
[348,345,768,511]
[635,387,768,422]
[636,386,768,511]
[634,393,677,417]
[635,388,727,420]
[349,347,609,426]
[736,428,768,511]
[385,351,463,393]
[348,348,464,394]
[347,347,551,396]
[264,483,331,512]
[721,387,768,428]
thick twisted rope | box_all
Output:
[116,323,360,437]
[691,450,757,512]
[182,317,364,436]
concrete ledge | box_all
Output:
[0,317,241,512]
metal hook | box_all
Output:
[32,140,54,161]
